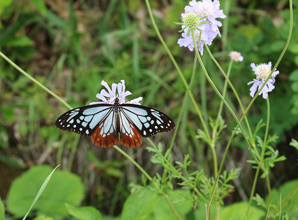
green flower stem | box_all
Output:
[168,53,197,155]
[207,119,264,216]
[0,51,72,110]
[264,99,272,200]
[246,166,260,217]
[205,46,254,147]
[212,60,232,145]
[144,0,210,140]
[246,97,271,215]
[147,138,207,203]
[113,145,181,220]
[191,30,254,158]
[163,54,197,187]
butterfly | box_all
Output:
[55,97,175,148]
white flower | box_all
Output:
[247,62,279,99]
[229,51,243,62]
[90,80,143,105]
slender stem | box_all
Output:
[144,0,210,140]
[205,46,253,144]
[113,145,181,220]
[0,51,72,110]
[264,98,271,199]
[246,97,271,215]
[147,138,207,203]
[168,53,197,155]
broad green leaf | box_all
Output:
[121,187,159,220]
[0,197,5,220]
[267,180,298,206]
[0,0,12,15]
[65,203,101,220]
[153,190,193,220]
[220,202,265,220]
[7,165,84,219]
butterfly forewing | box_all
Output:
[55,104,113,136]
[120,104,175,138]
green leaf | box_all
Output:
[153,190,193,220]
[7,165,84,219]
[65,203,102,220]
[289,69,298,81]
[0,0,12,15]
[1,36,34,47]
[220,202,265,220]
[30,0,47,15]
[0,14,36,45]
[0,197,5,220]
[121,187,159,220]
[290,139,298,151]
[266,180,298,206]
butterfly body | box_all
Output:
[55,98,175,148]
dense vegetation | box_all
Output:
[0,0,298,219]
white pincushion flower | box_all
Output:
[247,62,279,99]
[229,51,243,62]
[177,0,226,55]
[91,80,143,105]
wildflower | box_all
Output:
[229,51,243,62]
[177,0,226,55]
[91,80,143,105]
[247,62,279,99]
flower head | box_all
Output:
[177,0,226,55]
[247,62,279,99]
[229,51,243,62]
[90,80,143,105]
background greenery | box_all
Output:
[0,0,298,219]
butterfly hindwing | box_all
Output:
[120,104,175,138]
[55,104,113,137]
[91,110,119,148]
[119,111,142,148]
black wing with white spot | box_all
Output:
[119,104,175,137]
[55,104,113,137]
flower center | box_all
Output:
[198,3,215,18]
[183,12,200,29]
[255,64,271,80]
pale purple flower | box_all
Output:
[229,51,243,62]
[247,62,279,99]
[90,80,143,105]
[177,0,226,55]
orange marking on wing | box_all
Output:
[120,124,142,148]
[91,126,118,148]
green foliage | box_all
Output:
[0,0,297,219]
[254,180,298,219]
[65,203,102,220]
[121,187,159,220]
[6,165,84,219]
[0,197,4,220]
[220,202,265,220]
